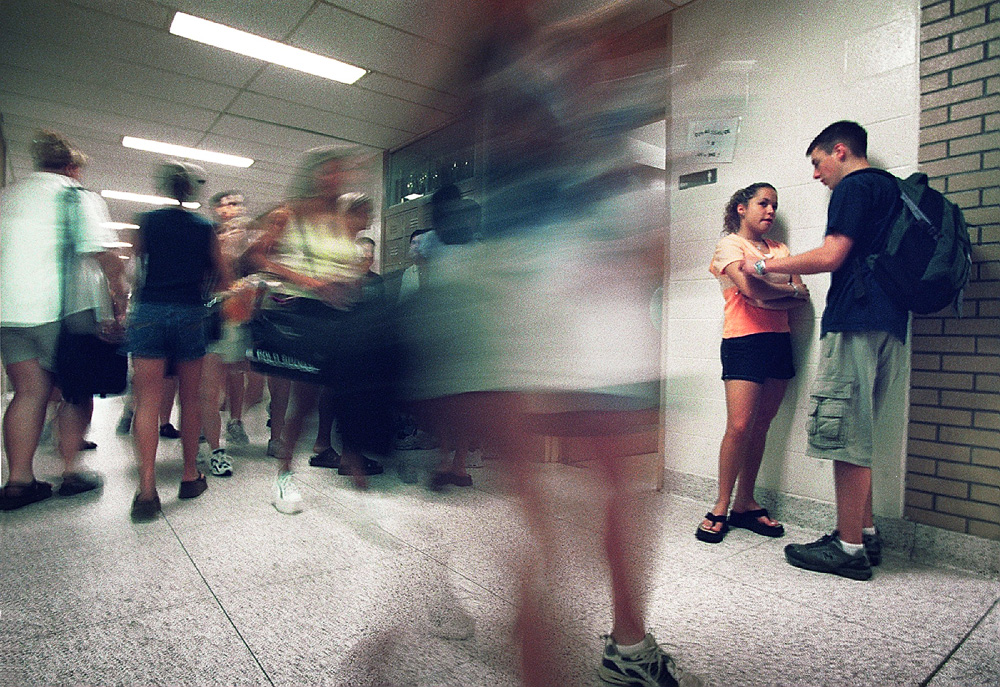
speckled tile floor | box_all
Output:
[2,395,998,687]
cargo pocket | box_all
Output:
[807,378,854,451]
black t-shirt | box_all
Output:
[821,168,909,342]
[137,207,214,305]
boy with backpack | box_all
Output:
[740,120,909,580]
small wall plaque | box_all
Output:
[679,168,717,190]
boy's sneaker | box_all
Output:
[116,410,133,435]
[210,449,233,477]
[599,633,702,687]
[272,471,303,514]
[225,419,249,446]
[784,533,873,580]
[833,528,883,566]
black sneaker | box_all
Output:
[159,423,181,439]
[784,533,873,580]
[833,528,883,566]
[598,633,702,686]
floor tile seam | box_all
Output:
[161,515,277,687]
[918,595,1000,687]
[403,545,520,609]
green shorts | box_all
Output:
[0,322,61,372]
[806,331,905,468]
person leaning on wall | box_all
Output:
[696,182,810,544]
[0,129,127,510]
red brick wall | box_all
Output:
[908,0,1000,540]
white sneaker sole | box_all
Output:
[273,499,303,514]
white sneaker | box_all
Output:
[210,449,233,477]
[272,471,303,514]
[226,419,249,446]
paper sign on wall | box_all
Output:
[688,118,739,163]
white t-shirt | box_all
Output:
[0,172,115,326]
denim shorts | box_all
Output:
[125,302,207,361]
[720,331,795,384]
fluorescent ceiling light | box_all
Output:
[169,12,366,84]
[102,222,140,230]
[101,190,200,209]
[122,136,253,168]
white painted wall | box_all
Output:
[663,0,920,517]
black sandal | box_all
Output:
[728,508,785,538]
[309,448,341,469]
[0,480,53,511]
[695,511,728,543]
[338,456,384,477]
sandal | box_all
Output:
[178,472,208,499]
[0,480,53,511]
[338,456,384,477]
[695,511,728,544]
[130,491,161,521]
[728,508,785,538]
[58,471,103,496]
[309,447,341,469]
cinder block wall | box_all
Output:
[907,0,1000,540]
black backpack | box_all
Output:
[862,171,972,316]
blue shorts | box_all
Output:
[125,302,207,361]
[720,332,795,384]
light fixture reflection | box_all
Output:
[122,136,253,168]
[169,12,366,84]
[101,190,200,209]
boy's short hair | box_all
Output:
[806,120,868,158]
[210,190,244,207]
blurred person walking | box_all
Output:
[246,150,387,512]
[400,3,700,685]
[124,161,230,521]
[0,130,127,510]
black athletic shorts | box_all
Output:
[720,331,795,383]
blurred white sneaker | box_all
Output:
[272,471,303,514]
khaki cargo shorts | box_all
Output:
[805,331,905,467]
[0,322,61,372]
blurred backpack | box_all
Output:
[862,171,972,316]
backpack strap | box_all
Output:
[849,168,899,304]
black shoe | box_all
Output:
[130,491,161,521]
[833,528,883,566]
[309,448,341,469]
[58,471,103,496]
[159,423,181,439]
[338,456,384,477]
[79,440,98,451]
[785,533,873,580]
[178,472,208,499]
[0,480,53,511]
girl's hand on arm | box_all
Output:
[723,262,799,302]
